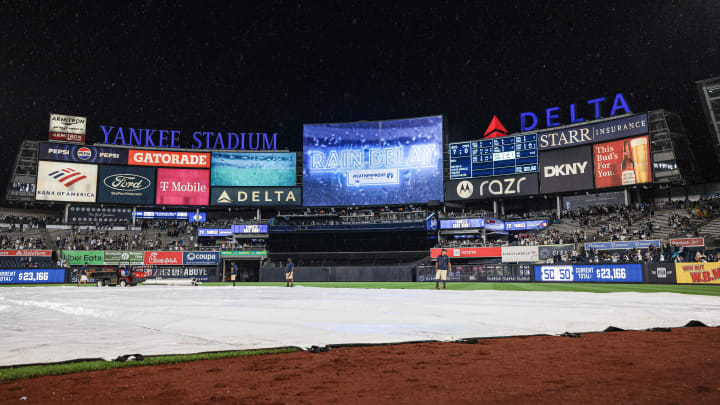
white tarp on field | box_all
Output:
[1,286,719,367]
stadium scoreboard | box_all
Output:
[449,134,538,179]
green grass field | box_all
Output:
[3,282,720,296]
[0,348,298,382]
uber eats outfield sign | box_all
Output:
[63,250,104,266]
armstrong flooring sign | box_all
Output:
[36,161,98,202]
[49,113,86,143]
[98,165,156,204]
[445,173,539,201]
[539,145,593,194]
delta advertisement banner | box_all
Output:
[104,251,144,265]
[144,251,183,266]
[563,191,626,211]
[210,186,302,207]
[534,264,643,283]
[35,161,98,202]
[156,168,210,206]
[538,244,574,261]
[539,145,593,194]
[129,149,211,168]
[584,240,661,250]
[674,262,720,284]
[0,250,52,257]
[501,246,539,263]
[183,251,219,265]
[645,263,677,284]
[417,264,531,282]
[49,113,86,143]
[303,116,444,206]
[62,250,105,266]
[39,142,127,164]
[145,266,218,282]
[430,247,502,258]
[97,165,156,205]
[0,268,66,284]
[538,113,648,151]
[594,135,651,189]
[68,206,134,224]
[210,152,296,187]
[445,173,539,201]
[669,238,705,248]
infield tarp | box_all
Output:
[0,286,719,367]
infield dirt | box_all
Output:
[2,327,719,404]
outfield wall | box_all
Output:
[260,266,413,282]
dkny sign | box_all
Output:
[445,173,539,201]
[539,145,594,194]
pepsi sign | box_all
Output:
[39,142,128,164]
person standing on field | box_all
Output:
[435,249,450,290]
[79,262,88,287]
[285,258,294,287]
[231,261,238,286]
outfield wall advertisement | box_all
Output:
[0,268,66,284]
[534,264,643,283]
[674,262,720,284]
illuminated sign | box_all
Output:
[449,134,538,179]
[156,169,210,206]
[439,218,484,230]
[129,150,211,168]
[538,114,648,151]
[99,125,278,150]
[211,187,301,206]
[520,93,631,131]
[210,152,296,186]
[36,161,97,202]
[303,116,444,206]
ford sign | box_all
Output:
[103,174,152,192]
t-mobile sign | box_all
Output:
[156,168,210,206]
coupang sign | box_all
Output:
[518,93,646,151]
[98,125,278,150]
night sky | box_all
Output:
[2,1,719,194]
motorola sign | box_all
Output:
[445,173,539,201]
[539,145,593,194]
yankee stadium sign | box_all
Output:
[99,125,278,150]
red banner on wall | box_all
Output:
[143,251,183,265]
[129,150,211,168]
[0,250,53,257]
[430,247,502,259]
[669,238,705,247]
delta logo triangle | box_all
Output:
[217,190,232,203]
[483,115,509,139]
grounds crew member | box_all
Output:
[285,258,294,287]
[435,249,450,290]
[231,261,238,286]
[78,262,88,287]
